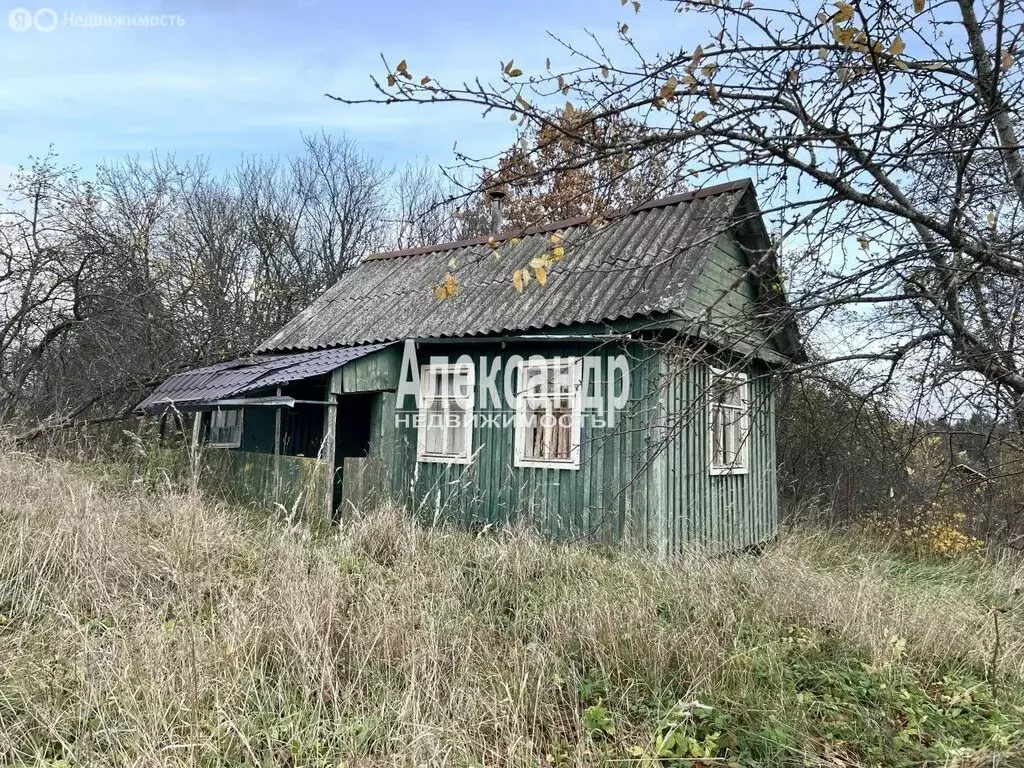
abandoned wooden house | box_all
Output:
[138,180,800,554]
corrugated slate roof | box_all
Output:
[137,344,390,414]
[258,181,754,353]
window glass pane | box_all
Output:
[451,369,470,399]
[724,387,741,408]
[710,372,747,471]
[712,405,723,464]
[552,403,573,460]
[418,367,473,461]
[424,403,446,454]
[523,365,545,396]
[422,371,440,403]
[724,408,737,462]
[449,400,469,456]
[516,359,580,466]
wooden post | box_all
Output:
[191,410,202,451]
[323,368,343,523]
[273,387,282,505]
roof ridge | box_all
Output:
[365,178,752,262]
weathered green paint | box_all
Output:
[332,339,777,554]
[334,344,403,393]
[200,449,329,524]
[683,232,778,352]
[336,340,666,550]
[657,357,778,553]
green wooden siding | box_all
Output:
[200,449,330,524]
[683,232,778,353]
[341,340,667,550]
[658,358,778,553]
[335,341,778,554]
[334,344,403,393]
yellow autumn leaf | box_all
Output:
[659,76,679,101]
[914,0,925,12]
[619,22,629,34]
[387,74,397,87]
[420,75,432,85]
[535,265,548,286]
[397,59,409,73]
[552,245,566,260]
[889,37,906,56]
[509,68,524,77]
[1002,50,1015,69]
[550,232,563,245]
[632,0,641,11]
[834,1,854,22]
[448,256,458,268]
[692,110,708,123]
[503,59,515,75]
[530,254,552,269]
[513,268,533,292]
[433,285,448,301]
[509,237,521,245]
[833,25,856,46]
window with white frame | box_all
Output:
[515,357,583,469]
[207,408,243,448]
[417,362,475,464]
[709,367,749,475]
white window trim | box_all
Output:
[416,362,475,465]
[206,408,243,449]
[708,367,750,476]
[514,357,584,470]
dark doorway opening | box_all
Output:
[332,392,377,517]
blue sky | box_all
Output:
[0,0,695,184]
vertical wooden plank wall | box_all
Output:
[375,340,668,552]
[659,358,779,554]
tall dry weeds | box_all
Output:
[0,451,1022,766]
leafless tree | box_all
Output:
[0,134,469,433]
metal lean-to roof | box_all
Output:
[137,344,390,414]
[257,181,756,353]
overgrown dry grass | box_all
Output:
[1,451,1024,766]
